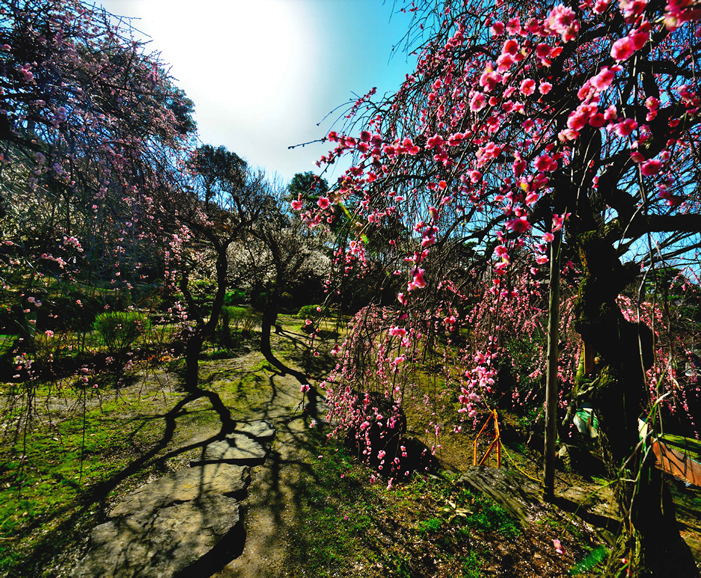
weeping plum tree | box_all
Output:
[297,0,701,574]
[0,0,196,380]
[0,0,196,306]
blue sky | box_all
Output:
[99,0,417,183]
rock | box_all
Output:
[191,434,268,466]
[681,534,701,565]
[557,484,621,530]
[233,420,276,442]
[72,495,241,578]
[459,466,542,527]
[110,464,249,521]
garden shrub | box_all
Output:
[93,311,150,353]
[297,304,328,320]
[223,289,247,306]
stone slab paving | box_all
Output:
[110,463,250,521]
[72,421,275,578]
[73,495,240,578]
[190,434,269,467]
[232,420,275,442]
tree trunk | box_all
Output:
[181,245,229,391]
[258,290,321,418]
[574,231,697,577]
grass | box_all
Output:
[283,433,524,578]
[0,365,233,577]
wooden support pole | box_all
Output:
[544,231,562,501]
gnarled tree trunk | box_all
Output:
[574,231,696,577]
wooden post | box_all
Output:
[544,230,562,501]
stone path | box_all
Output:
[212,371,323,577]
[72,422,277,578]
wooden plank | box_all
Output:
[651,439,701,487]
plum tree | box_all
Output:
[299,0,701,574]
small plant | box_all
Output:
[461,550,484,578]
[216,306,248,345]
[222,306,247,330]
[570,545,609,575]
[93,311,150,354]
[417,516,443,534]
[240,310,258,335]
[462,497,520,538]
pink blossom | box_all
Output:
[506,17,521,35]
[426,134,445,149]
[520,78,536,96]
[641,159,662,176]
[291,198,302,210]
[568,109,590,131]
[506,216,531,233]
[470,93,487,112]
[479,64,502,92]
[630,151,646,163]
[546,4,579,41]
[447,133,465,146]
[539,81,553,95]
[511,155,526,178]
[552,212,571,232]
[502,39,519,55]
[591,67,616,91]
[317,196,331,209]
[408,269,427,291]
[491,21,505,35]
[398,292,407,305]
[611,36,636,61]
[536,254,549,264]
[44,330,54,338]
[389,326,407,338]
[631,29,649,50]
[543,232,555,243]
[553,539,564,555]
[589,113,606,128]
[495,245,509,257]
[534,154,557,172]
[645,96,660,110]
[536,43,552,58]
[613,118,638,137]
[604,105,618,122]
[525,192,539,206]
[496,53,515,72]
[620,0,649,19]
[301,384,311,393]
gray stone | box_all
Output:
[110,464,249,521]
[233,420,275,441]
[72,495,240,578]
[558,484,620,523]
[191,434,268,466]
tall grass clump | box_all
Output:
[93,311,150,354]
